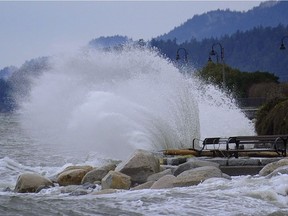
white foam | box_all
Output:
[18,46,253,160]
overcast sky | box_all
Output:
[0,1,262,69]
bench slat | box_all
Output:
[193,135,288,158]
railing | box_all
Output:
[192,135,288,158]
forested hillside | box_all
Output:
[0,57,50,112]
[157,1,288,43]
[151,24,288,81]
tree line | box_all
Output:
[151,24,288,81]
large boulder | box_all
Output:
[259,158,288,176]
[174,158,220,176]
[150,175,176,189]
[57,165,93,176]
[101,171,131,190]
[115,149,160,184]
[91,189,118,195]
[81,164,116,184]
[131,181,155,190]
[173,166,223,187]
[57,168,90,186]
[147,169,172,182]
[14,173,54,193]
[49,165,93,183]
[266,165,288,178]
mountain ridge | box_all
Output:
[156,1,288,43]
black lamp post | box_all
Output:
[176,48,188,64]
[280,36,288,50]
[208,50,219,63]
[210,43,225,88]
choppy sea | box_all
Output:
[1,113,288,216]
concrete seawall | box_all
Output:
[161,156,283,176]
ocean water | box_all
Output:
[0,47,287,215]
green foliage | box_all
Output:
[255,98,288,135]
[196,63,279,98]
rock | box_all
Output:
[82,182,97,189]
[101,171,131,190]
[147,169,172,182]
[60,185,82,193]
[150,175,176,189]
[14,173,54,193]
[80,163,116,185]
[174,158,219,176]
[57,168,89,186]
[51,165,94,183]
[131,181,155,190]
[66,165,94,171]
[173,166,223,187]
[70,189,90,196]
[91,189,118,195]
[57,165,93,177]
[101,163,117,171]
[115,149,160,184]
[266,165,288,178]
[222,173,232,180]
[164,157,187,165]
[160,165,178,175]
[3,187,12,192]
[259,158,288,176]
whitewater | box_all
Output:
[0,46,287,215]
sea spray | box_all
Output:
[195,82,255,139]
[18,47,201,160]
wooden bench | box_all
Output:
[192,135,288,158]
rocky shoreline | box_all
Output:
[10,149,288,195]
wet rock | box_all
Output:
[60,185,82,193]
[70,189,90,196]
[91,189,118,195]
[222,173,232,180]
[147,169,172,182]
[259,158,288,176]
[57,165,93,176]
[173,166,223,187]
[150,175,176,189]
[57,168,89,186]
[266,165,288,178]
[164,157,187,165]
[82,182,97,189]
[101,163,117,171]
[101,170,131,190]
[14,173,54,193]
[160,165,178,175]
[3,187,12,192]
[174,158,219,176]
[60,184,95,195]
[81,164,116,184]
[115,149,160,184]
[131,181,155,190]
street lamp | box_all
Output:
[210,43,225,88]
[176,48,188,63]
[280,35,288,50]
[208,50,219,63]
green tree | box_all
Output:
[196,63,279,98]
[255,98,288,135]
